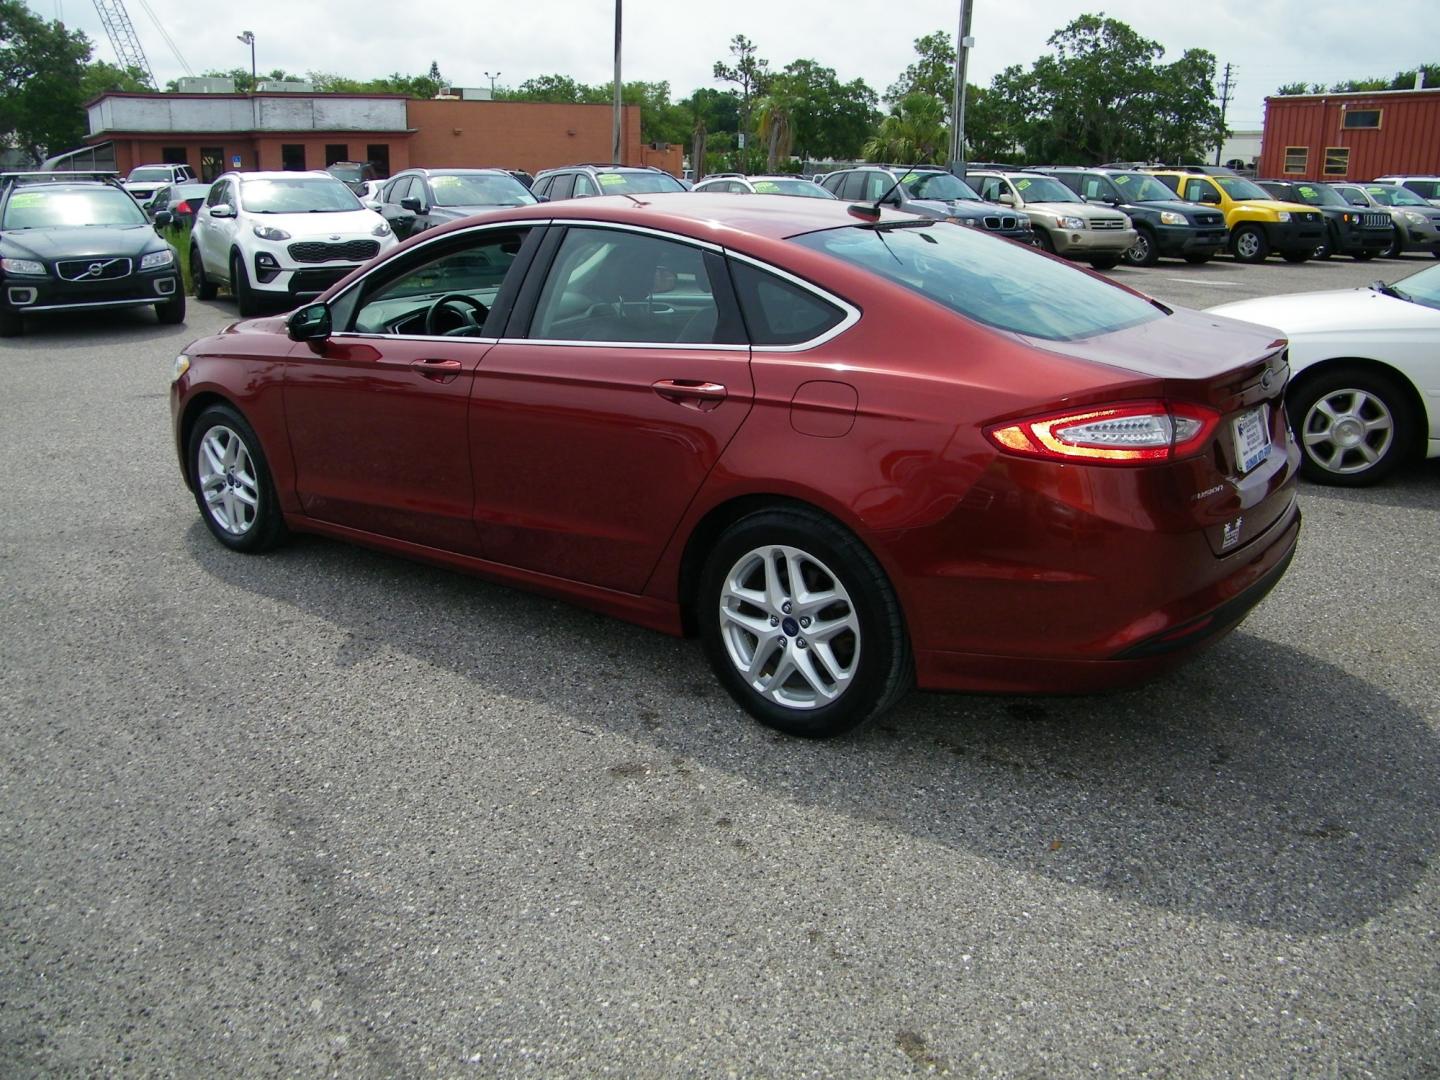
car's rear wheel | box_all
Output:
[1289,367,1414,486]
[0,308,22,337]
[698,507,911,738]
[1354,249,1378,261]
[156,290,186,325]
[191,247,217,300]
[187,404,287,552]
[231,251,260,317]
[1123,227,1158,267]
[1232,225,1269,263]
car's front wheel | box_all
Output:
[1288,367,1414,486]
[698,507,911,738]
[156,290,186,325]
[231,251,261,317]
[187,404,287,551]
[0,308,22,337]
[1232,225,1270,263]
[1123,227,1158,267]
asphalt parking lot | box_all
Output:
[2,252,1437,1077]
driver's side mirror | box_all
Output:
[401,197,425,213]
[996,193,1015,206]
[208,204,234,218]
[153,210,173,228]
[1197,188,1222,204]
[883,190,903,207]
[287,302,332,342]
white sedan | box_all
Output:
[1207,264,1440,485]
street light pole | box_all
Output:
[949,0,974,172]
[236,31,256,90]
[611,0,623,163]
[484,71,501,97]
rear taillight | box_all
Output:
[986,401,1220,465]
[174,201,192,215]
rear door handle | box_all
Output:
[652,379,727,411]
[412,357,463,383]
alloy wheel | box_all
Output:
[1301,388,1394,476]
[197,424,259,535]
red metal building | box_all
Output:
[1258,87,1440,181]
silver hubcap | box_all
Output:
[1128,235,1150,261]
[198,424,259,535]
[718,545,860,710]
[1302,388,1394,475]
[1236,232,1261,258]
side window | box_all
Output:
[820,173,844,195]
[531,176,553,199]
[1182,179,1209,202]
[529,228,723,344]
[729,260,845,346]
[205,180,228,207]
[350,228,533,336]
[1081,177,1105,200]
[978,177,1003,201]
[1151,174,1181,194]
[150,186,170,210]
[549,173,576,200]
[859,172,891,201]
[837,172,865,201]
[573,174,599,197]
[390,176,415,204]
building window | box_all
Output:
[325,143,348,166]
[200,147,225,182]
[1342,109,1381,129]
[1323,147,1350,176]
[281,144,306,171]
[161,146,188,165]
[1283,146,1308,174]
[366,144,390,178]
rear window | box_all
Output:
[792,223,1162,342]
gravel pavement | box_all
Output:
[2,254,1437,1077]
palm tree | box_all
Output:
[754,90,796,171]
[862,93,949,164]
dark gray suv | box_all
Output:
[818,166,1033,243]
[531,164,686,201]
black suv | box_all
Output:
[818,165,1033,243]
[531,164,686,200]
[0,172,184,337]
[1038,167,1228,265]
[1255,179,1393,260]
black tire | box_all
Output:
[1034,228,1056,254]
[1287,366,1415,487]
[0,308,22,337]
[1281,251,1311,263]
[191,246,217,300]
[1183,253,1214,265]
[1354,249,1378,261]
[1123,226,1159,267]
[1231,224,1270,263]
[1381,232,1402,258]
[1313,225,1335,260]
[187,404,288,552]
[231,251,260,317]
[1088,255,1120,270]
[697,507,912,738]
[156,289,186,325]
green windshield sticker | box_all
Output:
[7,192,43,207]
[752,180,780,193]
[1299,186,1318,199]
[1016,178,1031,190]
[598,173,626,187]
[1114,175,1131,186]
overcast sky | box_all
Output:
[38,0,1437,132]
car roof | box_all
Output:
[403,167,513,176]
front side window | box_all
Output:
[3,187,147,229]
[573,175,600,198]
[792,222,1162,342]
[549,174,576,200]
[529,227,725,344]
[383,176,412,204]
[240,177,360,213]
[351,228,533,336]
[1182,178,1218,203]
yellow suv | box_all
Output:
[1147,170,1326,263]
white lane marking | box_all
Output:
[1166,278,1244,287]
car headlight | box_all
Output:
[1341,212,1356,224]
[1057,216,1086,230]
[1276,211,1291,222]
[1403,210,1427,225]
[372,221,393,237]
[1159,211,1187,226]
[171,353,190,383]
[2,257,46,276]
[140,249,174,270]
[945,215,981,226]
[252,224,292,241]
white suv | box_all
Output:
[124,163,195,204]
[1372,174,1440,208]
[190,171,398,315]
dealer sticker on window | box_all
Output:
[1232,406,1271,474]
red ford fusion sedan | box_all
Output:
[170,194,1300,737]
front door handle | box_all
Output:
[652,379,727,411]
[412,357,462,383]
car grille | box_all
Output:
[983,215,1019,230]
[56,257,132,282]
[1362,213,1390,228]
[1090,219,1125,229]
[1195,213,1224,226]
[290,267,358,294]
[287,240,380,264]
[1301,212,1322,223]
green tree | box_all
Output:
[885,31,955,104]
[713,34,770,150]
[778,59,879,162]
[81,60,151,99]
[0,1,93,161]
[862,93,948,164]
[679,87,740,135]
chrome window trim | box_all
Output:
[495,337,749,353]
[722,249,860,353]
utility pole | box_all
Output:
[611,0,623,164]
[1214,62,1234,166]
[484,71,501,97]
[949,0,975,173]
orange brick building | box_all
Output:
[82,92,682,181]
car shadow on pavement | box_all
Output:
[186,522,1438,937]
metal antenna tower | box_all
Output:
[92,0,157,87]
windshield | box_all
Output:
[240,177,361,213]
[3,187,147,229]
[1213,175,1270,201]
[1385,263,1440,311]
[1111,173,1178,202]
[593,171,685,194]
[902,172,983,202]
[1366,184,1430,207]
[428,173,537,207]
[127,167,170,182]
[793,222,1161,342]
[1286,182,1346,207]
[749,178,835,198]
[1010,175,1082,203]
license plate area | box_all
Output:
[1232,405,1271,474]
